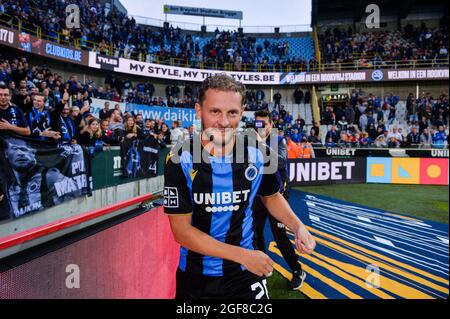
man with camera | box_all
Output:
[252,109,306,290]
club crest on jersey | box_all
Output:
[245,165,258,181]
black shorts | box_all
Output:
[176,268,270,299]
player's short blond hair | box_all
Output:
[199,74,246,106]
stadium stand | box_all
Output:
[0,50,447,152]
[0,0,316,72]
[0,0,448,300]
[317,88,448,148]
[318,21,449,70]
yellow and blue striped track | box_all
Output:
[267,191,449,299]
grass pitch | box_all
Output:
[269,183,449,299]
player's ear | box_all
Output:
[195,102,202,121]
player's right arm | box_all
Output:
[164,152,273,277]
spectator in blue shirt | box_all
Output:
[325,137,337,148]
[366,111,376,130]
[271,108,279,119]
[433,125,447,149]
[290,129,302,143]
[326,125,340,143]
[284,111,293,126]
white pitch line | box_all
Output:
[312,221,450,277]
[374,236,396,247]
[307,198,435,230]
[303,196,443,234]
[311,221,449,276]
[309,207,449,256]
[305,199,449,239]
[357,216,372,223]
[308,205,449,253]
[306,197,434,229]
[437,236,449,245]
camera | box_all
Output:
[245,119,266,130]
[254,120,265,129]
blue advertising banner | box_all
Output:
[126,104,197,127]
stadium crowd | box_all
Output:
[2,0,447,72]
[318,89,449,149]
[0,53,448,160]
[319,18,449,69]
[0,53,285,153]
[0,54,196,154]
[0,0,315,72]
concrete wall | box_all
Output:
[0,175,164,258]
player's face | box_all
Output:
[196,90,243,147]
[0,88,10,108]
[6,141,36,171]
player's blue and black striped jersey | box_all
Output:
[164,134,279,277]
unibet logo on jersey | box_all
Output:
[193,190,251,213]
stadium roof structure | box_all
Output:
[312,0,449,26]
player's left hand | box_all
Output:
[295,224,316,255]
